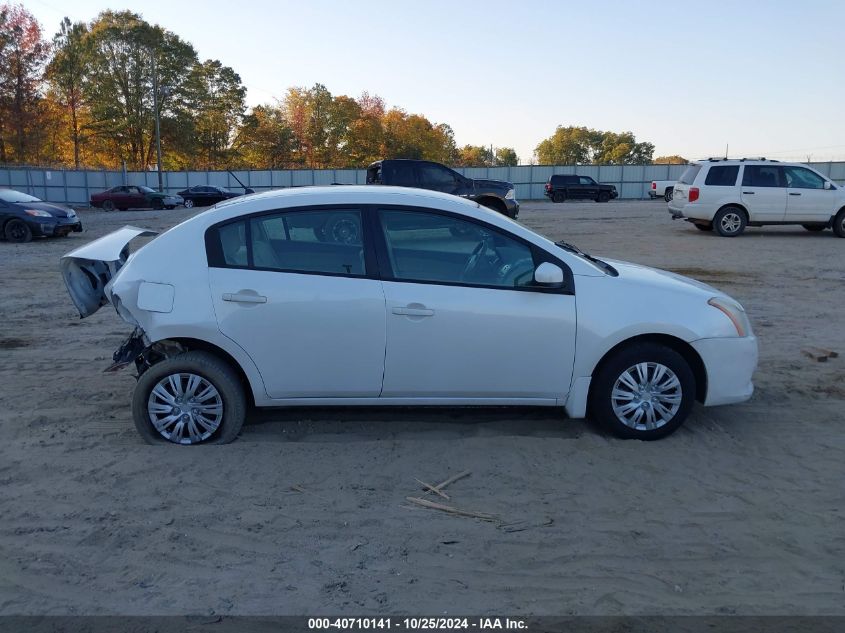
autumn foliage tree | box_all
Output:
[535,126,655,165]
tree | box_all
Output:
[83,11,198,169]
[653,155,687,164]
[0,3,50,163]
[534,126,654,165]
[45,17,88,167]
[184,59,246,168]
[233,104,294,169]
[457,144,493,167]
[495,147,518,166]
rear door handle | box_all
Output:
[392,306,434,317]
[742,191,755,195]
[789,192,801,196]
[223,292,267,304]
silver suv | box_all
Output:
[668,158,845,237]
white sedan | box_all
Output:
[62,186,758,444]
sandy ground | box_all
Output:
[0,199,843,616]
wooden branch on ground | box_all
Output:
[421,470,471,497]
[405,496,497,522]
[416,478,450,500]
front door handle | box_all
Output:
[392,305,434,317]
[223,292,267,304]
[742,191,755,195]
[789,192,802,196]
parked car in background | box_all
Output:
[177,185,255,209]
[366,159,518,218]
[669,158,845,237]
[650,180,677,202]
[0,189,82,243]
[62,185,757,445]
[90,186,183,211]
[544,175,618,203]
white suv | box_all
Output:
[668,158,845,237]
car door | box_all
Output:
[207,206,386,399]
[128,186,147,209]
[783,166,837,222]
[417,163,461,195]
[740,165,787,221]
[375,206,576,401]
[579,176,598,199]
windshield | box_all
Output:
[0,189,41,203]
[678,165,702,185]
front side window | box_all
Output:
[384,163,415,187]
[379,209,536,289]
[704,165,739,186]
[578,176,595,185]
[418,165,457,190]
[209,209,366,276]
[742,165,784,188]
[783,166,825,189]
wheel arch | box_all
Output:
[588,333,707,404]
[716,202,749,220]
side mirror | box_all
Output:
[534,262,564,288]
[824,181,834,190]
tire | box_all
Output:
[184,199,195,209]
[664,187,674,203]
[4,219,33,243]
[152,198,164,210]
[102,199,115,212]
[713,206,747,237]
[589,342,696,440]
[132,350,246,445]
[834,209,845,238]
[552,191,565,203]
[802,224,825,232]
[597,191,610,203]
[694,222,713,231]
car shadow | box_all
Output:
[242,405,600,443]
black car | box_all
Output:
[366,159,519,218]
[0,189,82,243]
[544,174,618,203]
[177,185,254,208]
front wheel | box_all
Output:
[184,198,195,209]
[589,343,695,440]
[597,191,610,203]
[152,198,164,210]
[834,209,845,238]
[713,206,747,237]
[132,350,246,445]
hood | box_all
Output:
[13,200,76,218]
[471,178,513,194]
[61,226,158,318]
[600,258,725,297]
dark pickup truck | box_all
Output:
[366,159,519,218]
[544,174,618,203]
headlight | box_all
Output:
[505,188,516,200]
[708,297,752,337]
[24,209,52,217]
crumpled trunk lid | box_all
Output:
[61,226,158,318]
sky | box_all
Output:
[22,0,845,163]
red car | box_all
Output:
[90,185,183,211]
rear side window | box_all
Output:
[742,165,784,188]
[678,165,702,185]
[207,209,366,276]
[704,166,739,186]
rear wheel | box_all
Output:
[713,206,747,237]
[664,187,674,202]
[102,199,115,212]
[597,191,610,203]
[802,224,825,232]
[184,198,195,209]
[552,191,565,203]
[4,219,32,243]
[834,209,845,238]
[132,350,246,445]
[589,343,695,440]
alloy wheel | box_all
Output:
[719,212,742,234]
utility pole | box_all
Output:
[152,54,164,192]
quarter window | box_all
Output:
[678,165,701,185]
[704,165,739,186]
[783,166,825,189]
[742,165,784,188]
[379,209,537,289]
